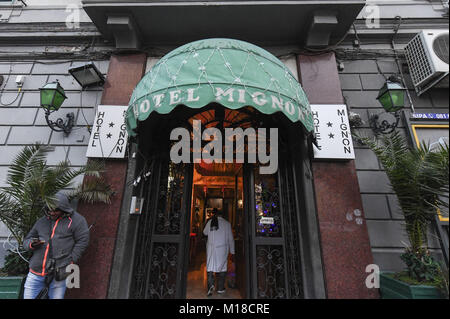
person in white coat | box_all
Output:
[203,208,235,296]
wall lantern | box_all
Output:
[68,62,105,88]
[369,76,407,135]
[39,80,74,136]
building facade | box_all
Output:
[0,0,448,299]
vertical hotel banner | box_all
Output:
[311,104,355,160]
[86,105,128,159]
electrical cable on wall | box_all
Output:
[391,16,416,114]
[0,63,23,106]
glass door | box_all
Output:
[244,156,304,299]
[130,157,193,299]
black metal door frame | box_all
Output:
[130,153,193,299]
[245,163,291,298]
[245,160,304,297]
[128,107,326,299]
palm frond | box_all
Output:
[360,131,449,251]
[0,145,114,246]
[70,175,114,204]
[6,144,50,201]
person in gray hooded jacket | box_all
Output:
[22,191,89,299]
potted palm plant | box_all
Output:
[0,144,113,298]
[359,131,449,299]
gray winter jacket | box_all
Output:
[23,192,89,276]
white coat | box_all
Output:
[203,216,235,273]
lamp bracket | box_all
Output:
[369,110,401,135]
[44,109,75,136]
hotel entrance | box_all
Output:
[128,104,313,299]
[186,162,244,299]
[122,39,326,299]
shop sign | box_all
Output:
[260,217,275,225]
[86,105,128,159]
[311,104,355,160]
[411,113,449,120]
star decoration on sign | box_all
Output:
[328,133,335,139]
[109,122,115,128]
[106,133,112,138]
[327,122,333,127]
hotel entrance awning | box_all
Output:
[126,38,313,137]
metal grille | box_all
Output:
[147,243,179,299]
[129,161,157,299]
[154,162,185,235]
[281,164,304,298]
[256,245,286,298]
[433,34,449,64]
[405,33,434,86]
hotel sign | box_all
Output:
[311,104,355,160]
[86,105,128,159]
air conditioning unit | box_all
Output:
[405,30,449,95]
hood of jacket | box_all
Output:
[55,191,75,215]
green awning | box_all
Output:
[126,38,313,137]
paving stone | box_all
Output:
[0,107,37,125]
[357,170,391,193]
[67,146,89,166]
[343,91,379,108]
[387,194,404,220]
[374,60,398,74]
[19,91,41,107]
[0,145,25,164]
[0,166,8,187]
[45,146,69,165]
[0,222,11,237]
[0,91,23,107]
[49,126,91,146]
[0,63,33,74]
[76,107,96,126]
[360,74,390,90]
[63,91,100,107]
[339,74,362,90]
[430,88,449,109]
[361,194,391,219]
[7,126,51,145]
[341,60,378,74]
[366,220,408,248]
[32,61,72,74]
[0,126,10,144]
[355,148,379,169]
[371,248,408,272]
[407,90,433,109]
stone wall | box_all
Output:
[0,58,109,267]
[341,56,448,271]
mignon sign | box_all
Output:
[311,104,355,160]
[86,105,128,159]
